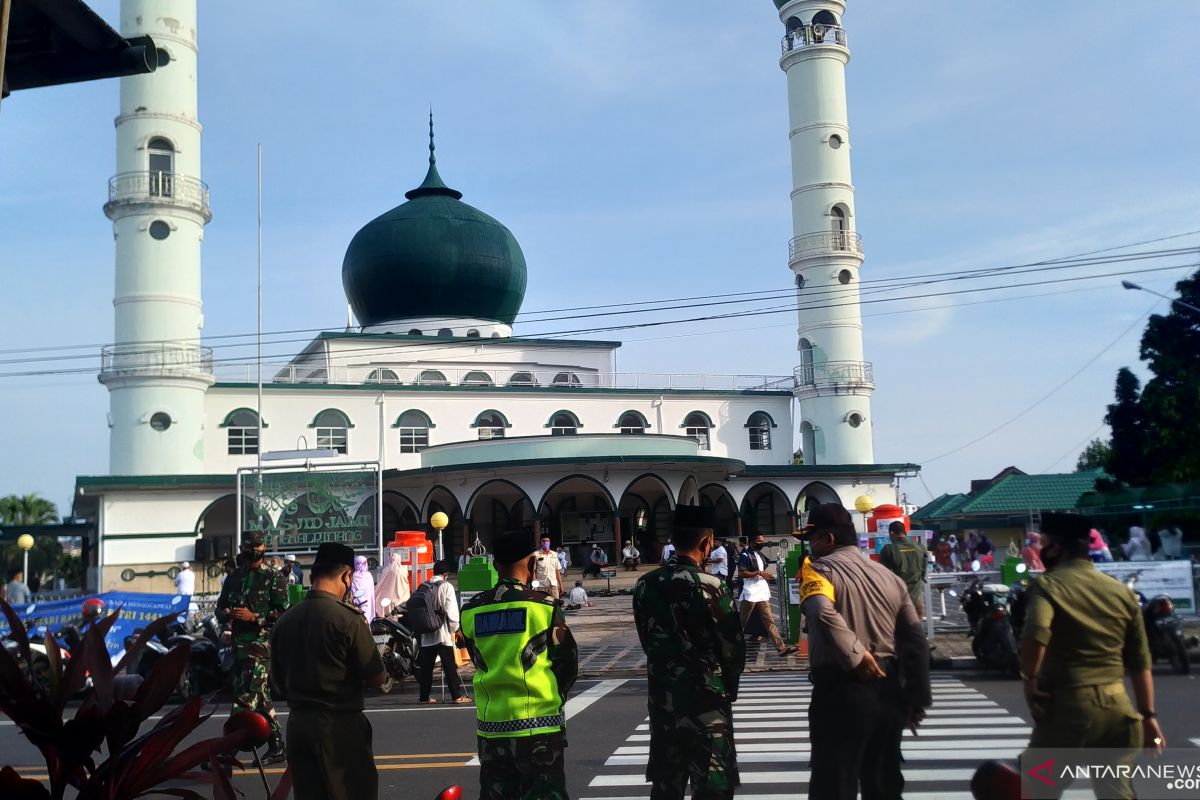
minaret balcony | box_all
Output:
[104,171,212,222]
[794,361,874,394]
[99,343,214,384]
[788,230,863,262]
[780,24,848,56]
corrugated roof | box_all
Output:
[957,470,1103,515]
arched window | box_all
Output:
[617,411,648,435]
[365,368,400,385]
[794,274,805,290]
[812,10,838,26]
[747,412,775,451]
[223,409,263,455]
[507,371,538,387]
[547,411,580,436]
[394,410,433,454]
[798,338,815,385]
[407,329,423,336]
[801,421,817,466]
[461,371,494,386]
[831,204,848,249]
[466,329,481,338]
[437,328,453,338]
[417,370,449,386]
[551,372,582,387]
[684,412,713,451]
[310,409,352,454]
[473,410,509,440]
[147,137,174,198]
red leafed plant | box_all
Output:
[0,598,252,800]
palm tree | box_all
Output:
[0,493,58,526]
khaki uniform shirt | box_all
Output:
[1020,558,1151,688]
[269,589,384,711]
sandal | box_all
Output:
[777,645,798,657]
[419,698,437,704]
[453,696,473,705]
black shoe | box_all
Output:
[262,734,287,765]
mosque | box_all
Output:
[72,0,917,594]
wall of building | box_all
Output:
[201,386,793,473]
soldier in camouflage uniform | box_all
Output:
[460,528,578,800]
[216,532,290,763]
[632,505,745,800]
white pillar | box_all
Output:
[777,0,874,465]
[101,0,213,475]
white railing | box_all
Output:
[211,363,795,393]
[781,23,848,55]
[105,171,212,221]
[789,230,863,261]
[100,343,214,381]
[794,361,874,390]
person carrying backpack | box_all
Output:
[409,560,470,705]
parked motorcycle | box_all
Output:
[951,564,1019,675]
[1007,562,1031,638]
[1126,574,1195,675]
[372,597,420,694]
[168,614,234,698]
[1,618,62,693]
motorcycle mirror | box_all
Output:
[1015,563,1028,574]
[434,787,464,800]
[380,597,392,609]
[971,560,982,572]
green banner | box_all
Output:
[240,468,379,551]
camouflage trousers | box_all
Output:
[477,731,568,800]
[233,640,280,736]
[646,705,738,800]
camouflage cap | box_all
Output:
[241,531,267,548]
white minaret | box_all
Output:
[100,0,212,475]
[777,0,875,465]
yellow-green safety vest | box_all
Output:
[460,598,564,738]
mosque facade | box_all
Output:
[75,0,916,594]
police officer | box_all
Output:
[216,532,290,763]
[632,505,745,800]
[1018,512,1165,800]
[460,528,578,800]
[797,503,931,800]
[270,543,386,800]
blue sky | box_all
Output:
[1,1,1198,513]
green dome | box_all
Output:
[342,125,527,328]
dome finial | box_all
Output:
[407,110,463,200]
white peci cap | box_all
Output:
[180,561,190,569]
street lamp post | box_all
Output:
[16,533,34,588]
[430,512,449,561]
[854,495,876,535]
[1121,281,1200,314]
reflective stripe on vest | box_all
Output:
[461,598,562,738]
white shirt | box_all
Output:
[661,543,676,563]
[174,568,195,596]
[738,549,771,603]
[708,545,728,577]
[622,545,639,560]
[419,576,461,649]
[568,586,589,606]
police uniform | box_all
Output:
[1019,512,1152,800]
[270,542,385,800]
[797,503,931,800]
[460,530,578,800]
[215,533,290,759]
[631,506,745,800]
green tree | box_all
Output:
[0,493,58,526]
[1104,368,1148,485]
[1137,269,1200,483]
[1075,438,1112,472]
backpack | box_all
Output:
[405,580,445,635]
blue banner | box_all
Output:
[0,592,188,662]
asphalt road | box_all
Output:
[2,666,1197,799]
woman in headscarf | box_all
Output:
[351,555,377,621]
[374,547,411,615]
[1122,526,1152,562]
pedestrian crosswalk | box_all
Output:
[581,673,1096,800]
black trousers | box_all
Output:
[808,666,906,800]
[417,644,466,701]
[287,708,376,800]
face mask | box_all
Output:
[541,542,551,551]
[753,541,765,551]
